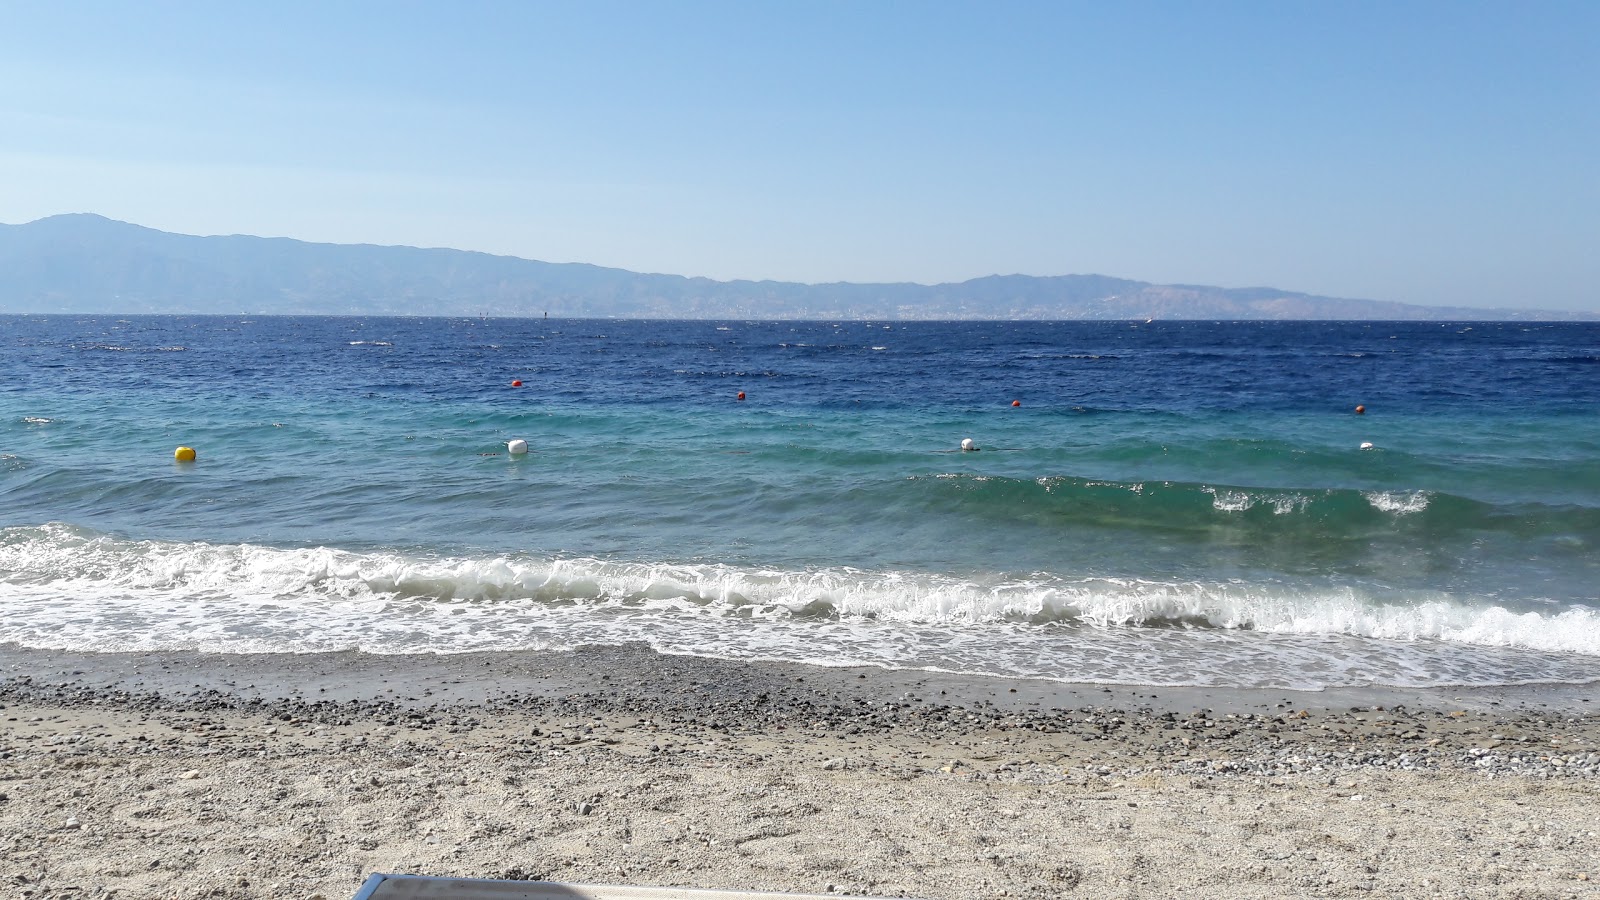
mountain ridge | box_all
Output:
[1,213,1590,320]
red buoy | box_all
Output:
[1355,405,1365,414]
[1011,399,1021,407]
[737,391,746,401]
[511,380,523,387]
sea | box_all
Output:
[2,315,1597,691]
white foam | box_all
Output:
[1205,488,1254,512]
[1365,491,1431,514]
[1,525,1597,687]
[1270,494,1310,515]
[1202,488,1308,515]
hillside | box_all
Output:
[0,214,1587,319]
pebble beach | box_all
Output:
[3,644,1597,899]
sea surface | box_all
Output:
[2,315,1598,690]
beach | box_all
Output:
[3,645,1597,900]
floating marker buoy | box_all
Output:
[961,438,978,451]
[174,446,196,462]
[511,380,523,387]
[737,391,746,401]
[1011,400,1021,407]
[1360,442,1374,450]
[507,439,528,455]
[1355,405,1365,414]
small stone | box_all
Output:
[822,758,846,771]
[179,770,202,780]
[64,816,81,829]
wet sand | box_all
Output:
[3,644,1598,899]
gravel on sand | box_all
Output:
[2,644,1597,899]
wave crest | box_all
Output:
[1,524,1596,658]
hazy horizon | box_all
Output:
[0,211,1354,296]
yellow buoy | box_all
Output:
[174,446,197,462]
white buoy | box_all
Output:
[960,438,978,451]
[1360,441,1374,450]
[507,439,529,455]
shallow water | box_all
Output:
[2,316,1597,689]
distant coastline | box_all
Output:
[3,213,1594,321]
[4,311,1594,325]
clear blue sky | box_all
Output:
[2,1,1595,310]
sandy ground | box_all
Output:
[2,645,1598,900]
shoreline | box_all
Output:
[4,643,1597,716]
[4,644,1598,899]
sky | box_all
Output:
[1,1,1596,311]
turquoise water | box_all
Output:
[2,316,1597,688]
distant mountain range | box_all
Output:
[1,214,1590,320]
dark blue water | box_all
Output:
[3,316,1597,688]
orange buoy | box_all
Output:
[737,391,746,401]
[511,380,523,387]
[1355,405,1366,414]
[1011,399,1021,407]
